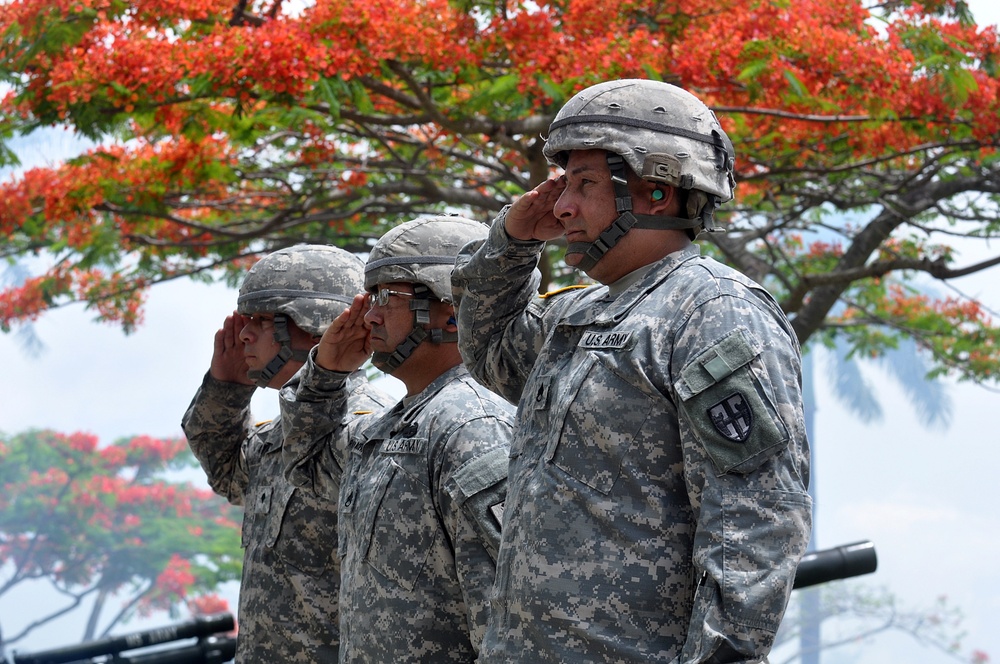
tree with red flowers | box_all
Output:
[0,429,241,647]
[1,0,999,383]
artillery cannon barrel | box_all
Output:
[12,614,234,664]
[793,540,878,589]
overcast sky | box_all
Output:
[3,4,1000,659]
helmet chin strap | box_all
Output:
[247,314,310,388]
[564,153,708,273]
[371,284,457,374]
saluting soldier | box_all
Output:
[281,217,514,663]
[182,245,392,663]
[452,79,813,663]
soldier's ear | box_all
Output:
[648,184,677,214]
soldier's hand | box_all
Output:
[315,294,372,373]
[504,176,567,242]
[209,312,254,385]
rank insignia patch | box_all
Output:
[708,393,754,443]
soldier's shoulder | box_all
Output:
[437,373,515,418]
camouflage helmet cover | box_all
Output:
[365,216,488,302]
[542,79,736,208]
[237,244,364,336]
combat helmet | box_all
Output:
[365,215,488,373]
[237,244,364,386]
[542,78,737,271]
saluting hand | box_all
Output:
[504,176,567,242]
[209,312,254,385]
[314,293,373,374]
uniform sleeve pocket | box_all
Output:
[446,447,509,562]
[720,489,811,630]
[674,328,789,475]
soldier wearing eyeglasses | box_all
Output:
[279,216,514,663]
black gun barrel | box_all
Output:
[119,637,236,664]
[12,614,234,664]
[793,540,877,589]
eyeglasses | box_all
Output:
[367,288,415,308]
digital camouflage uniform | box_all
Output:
[280,217,515,663]
[453,217,812,662]
[181,244,392,663]
[281,362,513,663]
[182,372,390,663]
[452,78,811,662]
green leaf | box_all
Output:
[783,69,809,98]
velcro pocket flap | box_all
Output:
[676,328,761,400]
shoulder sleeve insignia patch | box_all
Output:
[708,393,754,443]
[674,328,790,474]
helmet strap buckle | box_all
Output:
[565,153,640,271]
[248,314,297,387]
[375,283,457,373]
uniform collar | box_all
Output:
[364,364,469,440]
[563,244,702,326]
